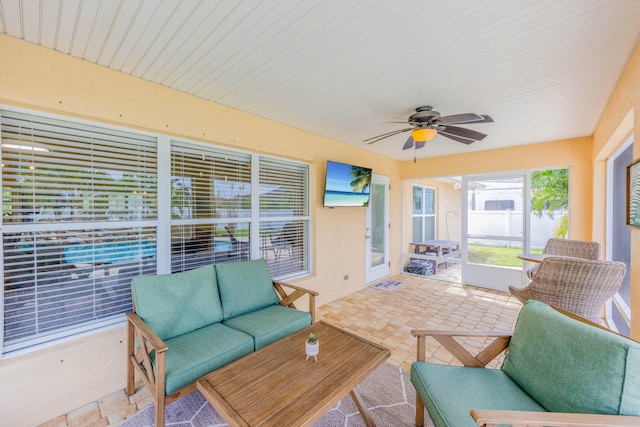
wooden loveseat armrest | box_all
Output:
[273,280,319,322]
[471,409,640,427]
[411,330,512,366]
[126,311,168,398]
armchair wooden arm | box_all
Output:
[471,409,640,427]
[273,280,318,322]
[126,311,170,426]
[411,329,512,367]
[411,330,512,427]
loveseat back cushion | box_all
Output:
[131,265,223,340]
[501,300,640,415]
[216,259,280,319]
[410,363,545,427]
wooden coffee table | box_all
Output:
[196,321,390,427]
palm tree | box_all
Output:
[531,168,568,237]
[349,167,371,193]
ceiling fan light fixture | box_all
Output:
[411,127,437,142]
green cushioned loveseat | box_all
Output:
[410,300,640,427]
[125,259,318,427]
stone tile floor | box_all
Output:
[38,273,523,427]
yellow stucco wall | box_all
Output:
[400,137,594,241]
[592,43,640,339]
[0,35,403,426]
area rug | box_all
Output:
[369,279,405,291]
[118,362,433,426]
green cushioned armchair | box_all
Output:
[411,300,640,427]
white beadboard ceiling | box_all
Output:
[1,0,640,161]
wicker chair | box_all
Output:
[527,238,601,279]
[510,257,626,323]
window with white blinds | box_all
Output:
[1,110,158,353]
[259,158,309,277]
[1,108,310,355]
[170,143,310,277]
[170,141,253,272]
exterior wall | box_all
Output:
[0,35,403,426]
[592,42,640,340]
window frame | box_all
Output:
[412,184,436,242]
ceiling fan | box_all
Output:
[364,106,493,150]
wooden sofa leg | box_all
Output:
[126,323,136,396]
[416,395,424,427]
[154,395,165,427]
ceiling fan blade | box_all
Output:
[364,127,413,144]
[438,131,476,145]
[435,113,493,125]
[414,141,427,149]
[438,125,487,141]
[402,137,415,150]
[438,113,483,125]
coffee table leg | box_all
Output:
[350,389,376,427]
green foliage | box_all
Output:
[530,168,568,220]
[554,214,568,239]
[307,333,317,344]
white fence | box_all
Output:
[468,210,565,250]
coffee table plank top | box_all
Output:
[197,321,390,427]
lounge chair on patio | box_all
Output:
[526,238,600,279]
[224,226,250,260]
[509,256,625,323]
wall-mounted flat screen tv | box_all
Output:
[323,160,372,207]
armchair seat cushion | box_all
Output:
[223,304,312,350]
[410,363,545,427]
[162,323,254,395]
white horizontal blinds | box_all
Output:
[259,157,308,217]
[259,158,309,277]
[1,111,157,222]
[170,222,251,272]
[170,141,252,272]
[3,227,156,350]
[1,110,158,353]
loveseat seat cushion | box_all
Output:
[162,323,254,395]
[216,259,280,319]
[223,304,312,350]
[501,300,640,415]
[410,363,545,427]
[132,265,222,340]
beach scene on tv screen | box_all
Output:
[324,161,371,207]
